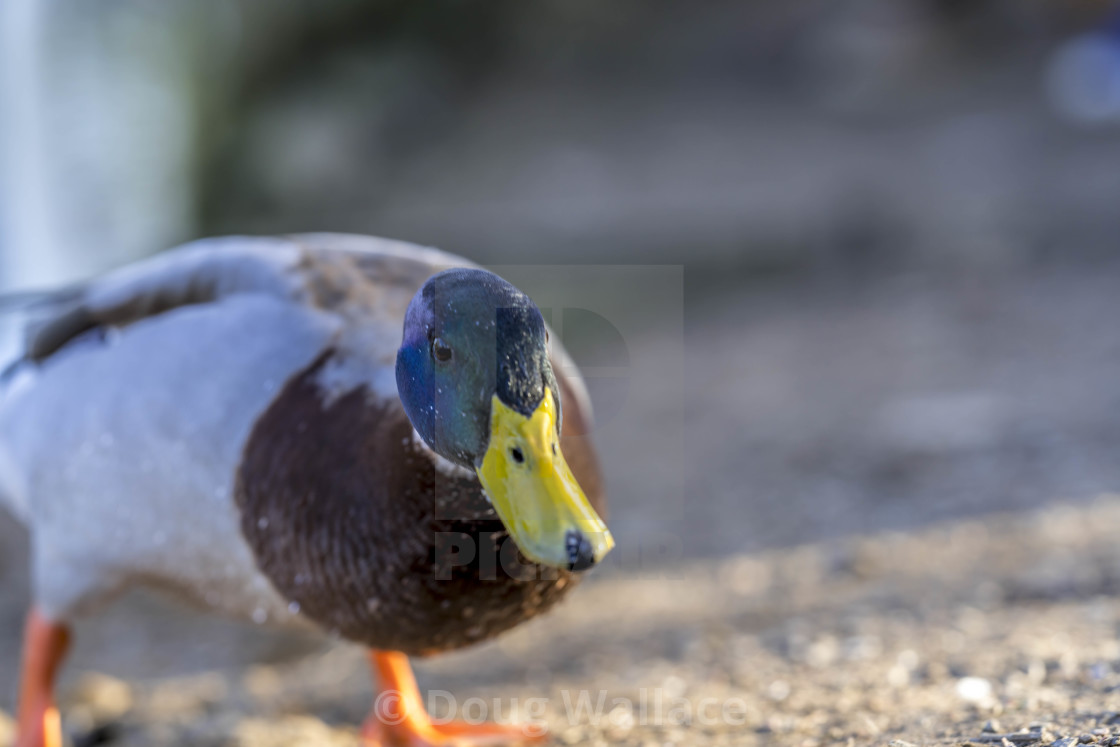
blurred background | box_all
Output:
[4,1,1120,745]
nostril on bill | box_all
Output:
[565,529,596,572]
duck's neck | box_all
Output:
[234,351,577,655]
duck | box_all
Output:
[0,233,614,747]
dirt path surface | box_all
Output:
[3,497,1120,746]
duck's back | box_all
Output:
[0,234,467,623]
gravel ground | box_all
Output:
[5,497,1120,746]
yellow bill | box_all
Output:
[476,388,614,570]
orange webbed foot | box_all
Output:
[361,650,546,747]
[362,717,546,747]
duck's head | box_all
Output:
[396,268,614,572]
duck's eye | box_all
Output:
[432,338,453,363]
[509,446,525,464]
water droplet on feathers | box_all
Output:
[288,601,301,615]
[252,608,268,624]
[257,517,269,530]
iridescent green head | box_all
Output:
[395,268,557,466]
[395,268,613,570]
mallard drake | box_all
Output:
[0,233,613,747]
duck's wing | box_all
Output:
[23,236,306,362]
[21,233,468,364]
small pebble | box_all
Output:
[71,673,133,721]
[956,677,993,703]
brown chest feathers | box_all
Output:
[234,353,603,656]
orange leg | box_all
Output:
[16,607,71,747]
[361,650,545,747]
